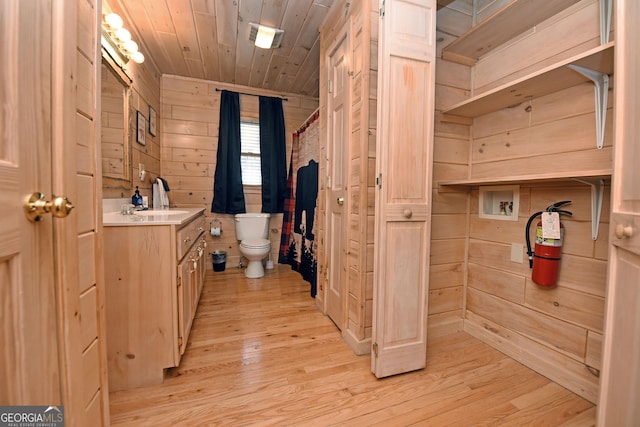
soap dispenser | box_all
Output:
[132,186,143,207]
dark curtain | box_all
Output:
[212,90,246,214]
[278,132,298,263]
[259,96,287,213]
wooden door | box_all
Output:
[1,1,107,424]
[0,0,61,405]
[372,0,436,378]
[325,31,350,330]
[597,0,640,424]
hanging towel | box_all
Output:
[154,178,169,208]
[157,176,171,192]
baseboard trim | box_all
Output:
[343,328,371,355]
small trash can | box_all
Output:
[211,250,227,272]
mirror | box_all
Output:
[101,54,132,188]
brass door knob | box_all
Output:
[337,197,344,206]
[24,192,74,222]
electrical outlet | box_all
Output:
[511,243,523,263]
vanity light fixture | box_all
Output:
[102,12,145,66]
[249,23,284,49]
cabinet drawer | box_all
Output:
[176,215,206,260]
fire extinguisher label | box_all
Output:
[541,212,561,239]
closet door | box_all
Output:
[372,0,436,378]
[325,30,350,330]
[597,0,640,424]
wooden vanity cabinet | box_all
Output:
[104,211,206,391]
[176,219,207,356]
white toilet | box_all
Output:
[235,213,271,278]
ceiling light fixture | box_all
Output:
[249,23,284,49]
[101,12,145,66]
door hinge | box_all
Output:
[178,336,183,348]
[328,79,332,94]
[177,276,182,287]
[372,342,379,357]
[379,0,385,18]
[376,173,382,189]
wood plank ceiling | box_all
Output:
[109,0,457,98]
[110,0,335,98]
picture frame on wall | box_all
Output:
[149,106,157,137]
[136,110,146,146]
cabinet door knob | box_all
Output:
[615,224,633,239]
[403,208,413,219]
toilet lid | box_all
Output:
[241,238,270,248]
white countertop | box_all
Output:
[103,207,205,226]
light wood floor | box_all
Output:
[109,265,595,426]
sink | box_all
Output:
[133,210,189,216]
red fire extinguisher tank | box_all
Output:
[525,201,572,288]
[532,220,564,287]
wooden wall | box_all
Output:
[430,1,473,339]
[160,75,318,269]
[435,0,610,403]
[318,0,379,354]
[77,0,110,423]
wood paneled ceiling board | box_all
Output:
[113,0,334,97]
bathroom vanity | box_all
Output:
[103,208,206,391]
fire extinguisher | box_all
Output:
[525,201,572,287]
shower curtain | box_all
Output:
[279,110,319,297]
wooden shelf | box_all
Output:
[441,0,582,66]
[438,169,611,188]
[437,0,456,10]
[439,171,610,240]
[442,42,614,118]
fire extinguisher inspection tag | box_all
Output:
[541,212,561,239]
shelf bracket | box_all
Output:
[600,0,612,44]
[567,65,609,150]
[573,178,604,240]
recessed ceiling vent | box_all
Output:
[249,23,284,49]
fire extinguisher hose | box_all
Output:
[525,201,573,269]
[525,210,544,268]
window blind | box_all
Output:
[240,121,261,185]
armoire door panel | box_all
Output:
[372,0,435,378]
[598,0,640,424]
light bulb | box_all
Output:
[104,13,123,30]
[115,28,131,43]
[123,39,138,54]
[131,51,145,64]
[255,25,276,49]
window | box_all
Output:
[240,121,261,185]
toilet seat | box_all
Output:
[241,238,270,249]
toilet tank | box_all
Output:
[234,213,271,241]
